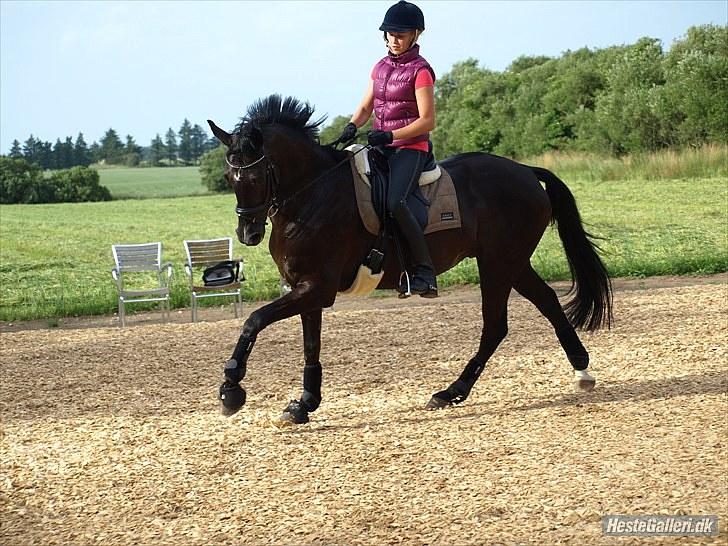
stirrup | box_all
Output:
[398,271,411,299]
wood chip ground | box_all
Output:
[1,277,726,545]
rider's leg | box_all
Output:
[385,148,438,297]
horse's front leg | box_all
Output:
[219,280,334,416]
[278,309,323,425]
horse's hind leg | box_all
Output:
[426,259,511,410]
[513,265,595,391]
[279,308,323,424]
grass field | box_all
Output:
[1,149,726,321]
[97,166,212,199]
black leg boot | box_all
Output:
[393,204,438,298]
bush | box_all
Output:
[49,167,111,202]
[0,157,111,203]
[0,157,47,203]
[199,145,230,192]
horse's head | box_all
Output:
[208,119,270,246]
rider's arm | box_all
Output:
[391,83,435,141]
[350,80,374,128]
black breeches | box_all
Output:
[382,147,428,215]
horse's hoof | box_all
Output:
[425,395,452,410]
[574,370,596,392]
[280,400,310,424]
[219,381,246,416]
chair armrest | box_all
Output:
[184,264,192,277]
[111,268,122,290]
[161,262,173,278]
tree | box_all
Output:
[660,25,728,146]
[74,133,91,167]
[22,135,40,164]
[89,142,101,164]
[165,128,177,164]
[52,138,64,169]
[37,141,53,170]
[149,134,165,167]
[190,124,208,163]
[99,128,125,164]
[51,137,74,169]
[178,119,193,164]
[595,37,669,153]
[124,135,142,166]
[9,140,22,158]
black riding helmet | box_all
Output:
[379,0,425,33]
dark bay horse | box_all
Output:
[208,95,612,424]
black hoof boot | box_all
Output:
[425,380,470,410]
[219,381,246,416]
[426,391,452,410]
[279,400,310,425]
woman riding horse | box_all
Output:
[208,7,612,426]
[338,0,438,297]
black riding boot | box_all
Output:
[393,204,438,298]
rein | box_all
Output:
[229,144,368,222]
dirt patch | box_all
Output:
[1,276,726,545]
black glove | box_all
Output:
[367,130,394,147]
[337,122,357,144]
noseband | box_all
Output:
[226,153,279,222]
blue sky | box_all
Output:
[1,0,726,152]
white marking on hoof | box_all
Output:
[574,369,596,392]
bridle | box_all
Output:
[226,153,278,222]
[226,143,368,224]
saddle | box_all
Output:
[340,145,462,297]
[346,144,462,236]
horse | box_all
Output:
[208,94,612,425]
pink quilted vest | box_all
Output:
[372,44,435,147]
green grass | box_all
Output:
[97,166,212,199]
[0,194,284,320]
[1,174,726,321]
[522,144,728,183]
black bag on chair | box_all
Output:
[202,260,239,286]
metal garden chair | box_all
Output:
[183,237,244,322]
[111,242,173,327]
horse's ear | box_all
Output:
[207,120,232,147]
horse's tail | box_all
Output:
[530,166,613,331]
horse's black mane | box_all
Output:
[233,95,342,158]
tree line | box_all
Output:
[6,119,217,170]
[320,25,727,159]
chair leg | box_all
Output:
[234,290,241,318]
[192,294,197,323]
[119,298,125,328]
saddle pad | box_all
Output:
[349,159,462,236]
[348,144,442,186]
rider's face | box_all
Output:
[386,31,417,54]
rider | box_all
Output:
[338,0,438,298]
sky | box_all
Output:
[1,0,726,152]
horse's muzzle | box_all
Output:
[239,222,265,246]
